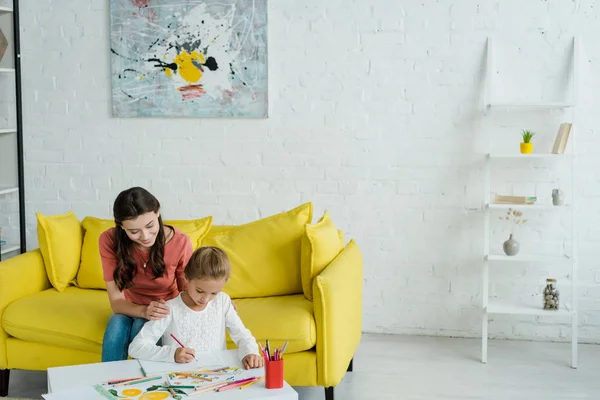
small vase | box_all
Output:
[520,142,533,154]
[503,234,520,256]
[552,189,564,206]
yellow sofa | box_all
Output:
[0,203,363,399]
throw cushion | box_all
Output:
[300,211,344,301]
[225,294,316,354]
[36,211,83,292]
[203,202,313,298]
[77,216,213,289]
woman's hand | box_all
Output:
[242,354,264,369]
[175,347,196,363]
[144,299,170,320]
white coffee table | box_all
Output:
[47,349,298,399]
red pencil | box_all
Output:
[170,333,185,348]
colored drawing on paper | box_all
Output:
[110,0,268,117]
[94,378,188,400]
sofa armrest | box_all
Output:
[313,239,363,387]
[0,250,51,368]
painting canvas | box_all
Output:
[110,0,268,118]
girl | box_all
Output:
[128,246,263,370]
[100,187,193,362]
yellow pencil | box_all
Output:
[175,372,212,382]
[240,377,264,390]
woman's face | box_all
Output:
[121,211,160,248]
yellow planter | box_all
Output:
[520,142,533,154]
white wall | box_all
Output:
[3,0,600,342]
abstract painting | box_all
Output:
[110,0,268,118]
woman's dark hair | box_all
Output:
[112,187,166,291]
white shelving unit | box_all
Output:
[481,37,579,369]
[0,186,18,195]
[0,0,25,262]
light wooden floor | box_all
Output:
[6,334,600,399]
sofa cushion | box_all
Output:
[2,287,112,353]
[36,211,83,292]
[301,211,344,301]
[227,295,316,354]
[77,216,213,289]
[203,203,313,299]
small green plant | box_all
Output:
[521,130,536,143]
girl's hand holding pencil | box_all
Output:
[174,347,196,363]
[170,333,197,363]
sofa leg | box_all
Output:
[0,369,9,397]
[325,386,334,400]
[347,357,353,372]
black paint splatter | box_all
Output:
[148,38,160,50]
[111,48,139,62]
[147,58,178,73]
[205,57,218,71]
[121,89,134,99]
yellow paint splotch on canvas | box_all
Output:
[174,50,205,83]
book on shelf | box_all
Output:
[493,195,537,205]
[551,123,572,154]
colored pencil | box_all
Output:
[188,382,228,396]
[216,377,259,392]
[280,340,289,358]
[137,359,148,377]
[164,380,180,400]
[240,376,264,390]
[174,372,212,382]
[113,375,161,387]
[164,385,196,389]
[170,333,186,348]
[104,377,140,385]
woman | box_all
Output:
[100,187,193,362]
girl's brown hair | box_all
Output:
[184,247,230,281]
[112,187,166,291]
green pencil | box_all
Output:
[137,359,147,376]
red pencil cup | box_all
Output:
[265,359,284,389]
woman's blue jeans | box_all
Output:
[101,314,149,362]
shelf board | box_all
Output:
[487,153,572,159]
[0,6,13,13]
[0,128,16,135]
[0,186,19,196]
[487,102,574,108]
[487,301,572,317]
[0,68,16,73]
[487,203,570,210]
[486,254,573,263]
[1,244,20,255]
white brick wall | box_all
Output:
[2,0,600,343]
